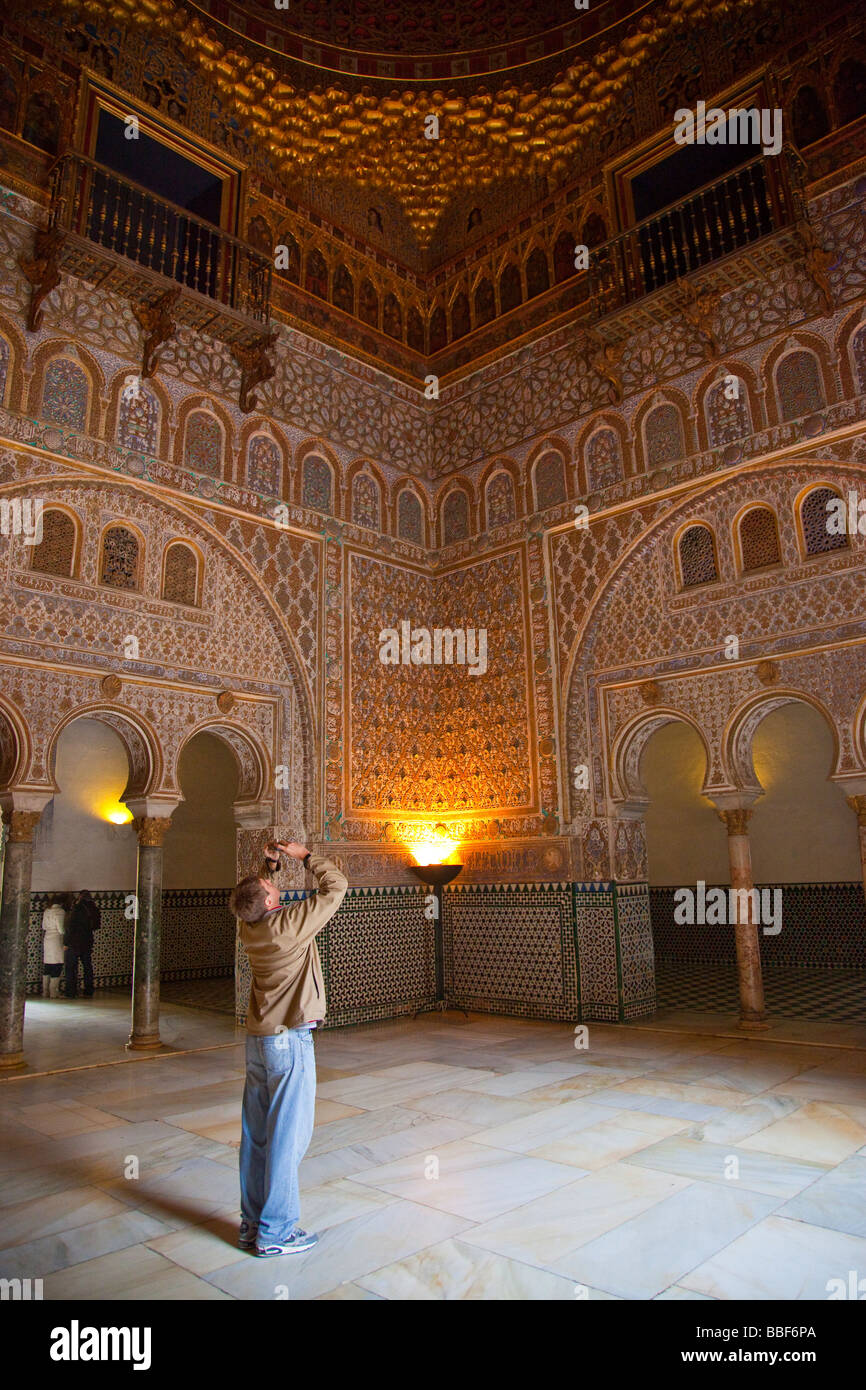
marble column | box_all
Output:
[715,805,768,1029]
[127,810,174,1051]
[845,796,866,904]
[0,802,48,1070]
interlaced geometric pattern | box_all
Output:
[397,488,423,543]
[801,487,849,555]
[348,551,532,815]
[302,454,332,511]
[740,506,781,571]
[586,429,623,491]
[184,410,222,476]
[705,378,751,447]
[776,350,824,421]
[534,451,567,509]
[162,542,198,606]
[486,471,516,527]
[246,434,280,495]
[679,524,718,587]
[30,509,75,577]
[118,385,159,454]
[41,356,88,430]
[645,404,684,467]
[100,525,140,589]
[352,473,381,530]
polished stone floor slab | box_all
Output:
[2,1006,865,1300]
[679,1214,866,1300]
[556,1182,778,1299]
[775,1155,866,1237]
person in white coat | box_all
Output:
[41,895,66,998]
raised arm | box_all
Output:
[267,843,348,948]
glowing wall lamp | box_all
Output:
[407,825,462,1012]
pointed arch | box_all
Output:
[393,482,428,546]
[175,394,234,478]
[762,333,834,426]
[295,438,341,514]
[109,370,170,458]
[30,504,82,580]
[28,339,104,436]
[694,361,761,453]
[238,417,289,496]
[577,414,630,494]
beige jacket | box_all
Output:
[239,852,348,1035]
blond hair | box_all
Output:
[230,875,269,923]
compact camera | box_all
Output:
[264,846,282,875]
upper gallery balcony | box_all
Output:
[22,151,274,404]
[587,147,811,342]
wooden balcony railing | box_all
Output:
[589,146,807,321]
[46,151,272,325]
[19,151,276,406]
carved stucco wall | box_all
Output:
[558,458,866,880]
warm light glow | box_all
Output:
[411,838,459,866]
[104,805,133,825]
[406,822,460,866]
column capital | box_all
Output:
[132,816,173,847]
[2,810,43,843]
[0,788,54,830]
[612,797,650,820]
[716,807,754,836]
[125,796,180,822]
[847,795,866,827]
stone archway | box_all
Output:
[723,688,843,795]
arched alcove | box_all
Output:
[641,721,729,886]
[33,716,137,892]
[749,703,859,882]
[163,730,239,888]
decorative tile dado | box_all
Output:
[27,889,234,994]
[443,882,578,1022]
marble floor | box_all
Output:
[2,1004,866,1300]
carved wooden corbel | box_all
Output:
[133,287,181,379]
[18,223,66,332]
[232,331,277,414]
[677,278,720,358]
[796,219,835,316]
[584,327,625,404]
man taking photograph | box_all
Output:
[230,841,348,1257]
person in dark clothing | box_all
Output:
[64,889,101,998]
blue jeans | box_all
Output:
[239,1029,317,1244]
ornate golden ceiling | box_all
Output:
[214,0,595,61]
[49,0,762,246]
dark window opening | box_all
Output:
[628,118,774,294]
[84,109,229,298]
